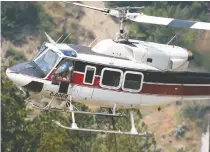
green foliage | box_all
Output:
[1,71,31,152]
[24,112,94,152]
[90,110,156,152]
[1,2,53,44]
[183,105,210,120]
[176,147,186,152]
[182,104,210,127]
[1,2,40,31]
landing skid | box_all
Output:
[52,120,151,136]
[26,98,126,117]
[63,110,127,117]
[25,96,152,137]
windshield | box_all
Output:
[34,49,60,76]
[33,43,48,60]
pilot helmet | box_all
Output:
[56,61,73,74]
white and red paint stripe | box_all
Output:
[72,71,210,96]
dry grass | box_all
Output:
[143,104,201,152]
[197,31,210,52]
[2,36,41,60]
[79,1,119,44]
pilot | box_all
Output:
[53,61,73,82]
[62,66,73,82]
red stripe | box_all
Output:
[67,72,210,96]
[141,84,183,95]
[183,86,210,95]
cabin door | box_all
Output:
[92,68,143,108]
[49,59,74,95]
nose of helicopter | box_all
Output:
[6,68,16,82]
[6,68,32,87]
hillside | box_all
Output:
[2,1,210,152]
[143,104,201,152]
[197,31,210,52]
[79,1,119,43]
[1,1,119,60]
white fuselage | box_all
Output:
[92,39,191,71]
[5,40,210,109]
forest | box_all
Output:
[1,1,210,152]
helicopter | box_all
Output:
[5,2,210,136]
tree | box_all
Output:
[1,70,33,152]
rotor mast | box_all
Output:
[63,1,210,42]
[63,2,144,42]
[112,6,144,42]
[115,9,128,42]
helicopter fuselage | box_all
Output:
[6,41,210,109]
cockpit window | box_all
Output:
[34,49,60,76]
[33,43,48,60]
[60,50,77,57]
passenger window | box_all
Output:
[84,66,96,85]
[100,68,122,89]
[122,71,143,92]
[52,60,74,82]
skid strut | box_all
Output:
[53,97,152,137]
[27,97,126,117]
[67,102,125,117]
[25,95,152,136]
[69,96,78,129]
[130,111,138,134]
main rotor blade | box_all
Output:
[129,6,145,9]
[63,1,109,13]
[127,14,210,30]
[114,6,145,10]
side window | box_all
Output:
[83,66,96,85]
[122,71,144,92]
[52,60,74,82]
[100,68,123,89]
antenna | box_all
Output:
[61,33,71,43]
[56,34,64,43]
[88,38,98,47]
[45,32,56,44]
[167,35,177,45]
